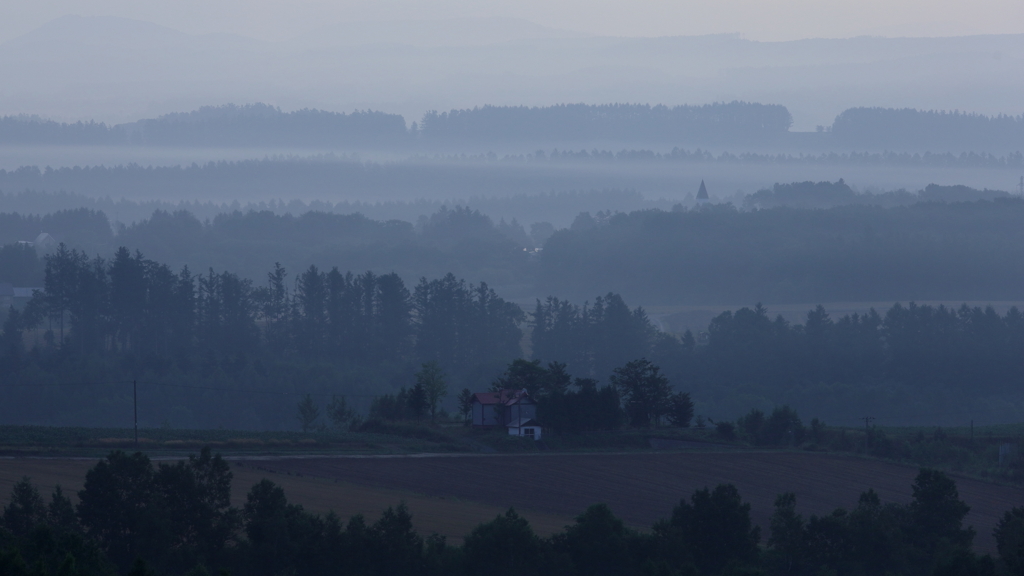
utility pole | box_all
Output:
[133,380,138,447]
[860,416,875,432]
[861,416,875,445]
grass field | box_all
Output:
[0,424,469,457]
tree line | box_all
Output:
[9,103,1024,152]
[2,155,1019,221]
[13,244,523,369]
[0,105,407,147]
[670,302,1024,425]
[4,149,1022,213]
[418,102,793,144]
[832,107,1024,152]
[5,243,1024,427]
[10,103,1024,152]
[528,295,1024,425]
[743,181,1013,210]
[0,188,655,239]
[1,450,1016,576]
[0,102,792,148]
[0,117,121,146]
[0,244,524,429]
[361,357,691,432]
[0,206,535,296]
[540,198,1024,305]
[9,195,1024,306]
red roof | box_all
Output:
[472,388,533,406]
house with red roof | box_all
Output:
[471,388,542,439]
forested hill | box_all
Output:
[418,102,793,145]
[0,104,408,147]
[0,116,123,145]
[743,180,1014,210]
[832,107,1024,152]
[0,207,536,296]
[540,198,1024,304]
[4,197,1024,305]
[7,103,1024,152]
[4,241,1024,427]
[0,102,794,148]
[128,104,408,147]
[2,153,1020,216]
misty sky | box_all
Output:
[4,0,1024,43]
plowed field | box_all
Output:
[258,451,1024,552]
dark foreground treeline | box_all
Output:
[1,451,1017,576]
[4,242,1024,427]
[5,103,1024,152]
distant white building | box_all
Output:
[0,284,41,308]
[18,233,58,251]
[33,233,58,251]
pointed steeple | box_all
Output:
[697,180,709,201]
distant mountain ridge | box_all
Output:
[418,103,793,145]
[4,102,1024,153]
[2,15,1024,136]
[0,102,792,148]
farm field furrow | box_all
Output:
[262,451,1024,552]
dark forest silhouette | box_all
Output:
[0,457,1010,576]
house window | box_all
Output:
[524,428,535,438]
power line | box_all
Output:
[0,379,381,398]
[834,407,983,425]
[147,381,383,398]
[0,379,134,388]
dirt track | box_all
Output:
[258,451,1024,552]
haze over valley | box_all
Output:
[3,8,1024,576]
